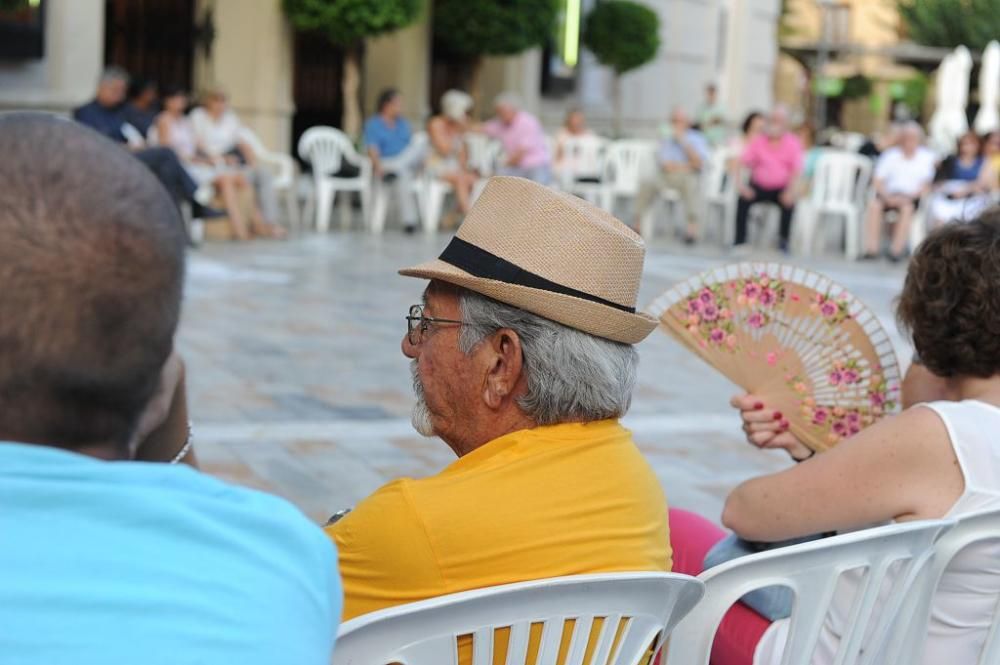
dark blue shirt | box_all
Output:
[363,114,411,159]
[73,100,128,143]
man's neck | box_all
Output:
[443,411,537,458]
[0,435,125,461]
[380,112,397,125]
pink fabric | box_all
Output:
[668,508,772,665]
[740,133,803,190]
[483,111,550,169]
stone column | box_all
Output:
[194,0,294,153]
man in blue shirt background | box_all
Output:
[364,88,420,233]
[0,113,341,665]
[634,107,711,245]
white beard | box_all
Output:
[410,361,435,437]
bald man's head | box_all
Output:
[0,113,185,453]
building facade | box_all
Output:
[0,0,781,152]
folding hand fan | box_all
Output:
[646,262,902,452]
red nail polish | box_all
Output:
[753,401,764,410]
[773,411,783,420]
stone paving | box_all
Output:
[180,229,913,525]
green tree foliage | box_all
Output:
[898,0,1000,52]
[582,0,660,135]
[282,0,421,138]
[283,0,421,47]
[433,0,559,57]
[582,0,660,75]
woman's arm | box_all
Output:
[427,117,453,157]
[722,406,963,542]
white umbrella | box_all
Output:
[975,40,1000,134]
[928,53,955,152]
[930,46,973,154]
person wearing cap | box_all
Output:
[483,92,552,184]
[326,176,669,661]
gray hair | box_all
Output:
[494,91,523,110]
[901,121,925,138]
[100,66,130,85]
[457,290,638,425]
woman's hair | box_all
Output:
[956,131,982,155]
[376,88,400,113]
[741,111,763,136]
[160,86,187,103]
[897,209,1000,378]
[440,89,472,121]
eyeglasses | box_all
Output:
[405,304,466,345]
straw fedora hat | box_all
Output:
[399,176,657,344]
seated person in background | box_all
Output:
[483,92,552,184]
[728,111,764,164]
[123,77,159,138]
[73,66,220,222]
[697,83,728,146]
[156,87,284,240]
[327,177,669,663]
[363,88,420,233]
[553,108,599,186]
[190,89,280,225]
[0,113,340,665]
[861,122,936,261]
[634,107,710,244]
[426,89,478,221]
[858,123,899,161]
[927,131,996,227]
[733,105,803,252]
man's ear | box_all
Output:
[482,329,524,410]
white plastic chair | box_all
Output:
[333,572,705,665]
[702,147,737,245]
[369,131,428,233]
[557,135,609,205]
[666,519,953,665]
[238,127,300,228]
[465,133,503,178]
[796,150,872,259]
[297,126,372,232]
[602,139,658,214]
[894,508,1000,665]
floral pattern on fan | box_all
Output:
[647,262,903,453]
[788,364,897,447]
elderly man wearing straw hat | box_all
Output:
[326,177,671,630]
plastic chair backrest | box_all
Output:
[333,572,705,665]
[465,134,503,176]
[297,126,358,177]
[561,134,608,180]
[703,147,735,200]
[666,519,953,665]
[810,150,872,209]
[895,508,1000,665]
[605,139,657,196]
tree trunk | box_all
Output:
[613,73,622,138]
[341,46,362,140]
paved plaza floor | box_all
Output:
[180,231,912,525]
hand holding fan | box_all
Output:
[646,262,902,452]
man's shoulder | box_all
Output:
[72,100,101,119]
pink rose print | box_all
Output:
[702,304,720,321]
[726,335,738,348]
[766,351,778,366]
[829,369,843,385]
[812,407,829,425]
[743,283,761,299]
[820,300,838,318]
[747,312,765,329]
[699,288,715,304]
[846,411,861,424]
[710,328,726,344]
[870,392,885,407]
[832,420,849,436]
[759,288,777,306]
[842,369,859,384]
[688,298,703,314]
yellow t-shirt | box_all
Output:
[328,419,671,660]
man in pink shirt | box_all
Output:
[734,106,803,252]
[483,92,552,184]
